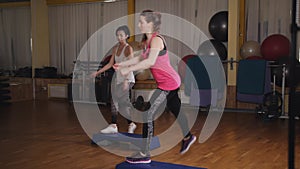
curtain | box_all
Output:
[48,0,229,74]
[48,0,294,74]
[48,1,127,75]
[0,7,31,71]
[246,0,292,42]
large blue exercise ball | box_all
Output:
[209,11,228,42]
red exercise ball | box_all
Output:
[178,54,197,79]
[261,34,290,61]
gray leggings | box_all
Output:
[110,82,134,124]
[142,88,191,155]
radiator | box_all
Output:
[48,84,68,98]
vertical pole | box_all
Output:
[127,0,135,42]
[31,0,50,76]
[226,0,240,108]
[227,0,240,86]
[239,0,246,56]
[288,0,297,168]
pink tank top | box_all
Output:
[141,33,181,90]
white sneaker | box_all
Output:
[100,124,118,134]
[128,122,137,134]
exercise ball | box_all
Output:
[209,11,228,42]
[246,56,264,60]
[240,41,261,59]
[135,69,151,81]
[197,39,227,61]
[178,55,197,79]
[261,34,290,61]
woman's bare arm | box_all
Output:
[119,37,163,75]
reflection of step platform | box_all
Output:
[92,132,160,150]
[116,161,207,169]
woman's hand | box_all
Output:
[90,71,98,78]
[113,62,124,70]
[113,63,120,70]
[120,67,130,77]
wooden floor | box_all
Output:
[0,100,299,169]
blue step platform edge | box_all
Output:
[92,132,160,150]
[116,161,207,169]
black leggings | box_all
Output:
[142,88,192,155]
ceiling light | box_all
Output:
[103,0,116,2]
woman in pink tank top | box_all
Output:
[114,10,196,164]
